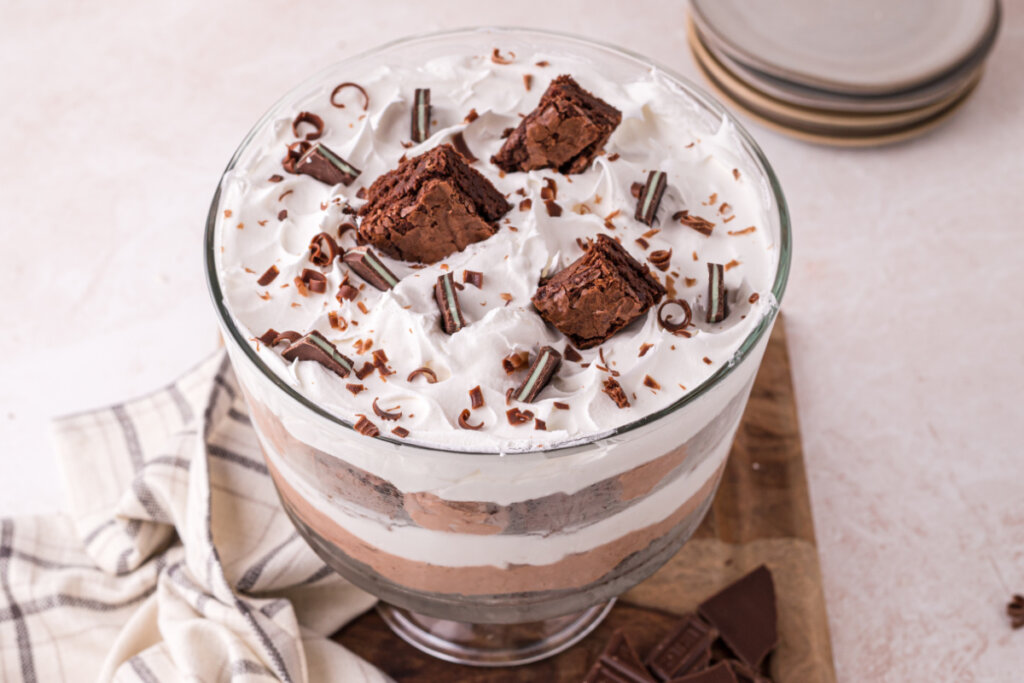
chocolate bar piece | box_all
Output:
[582,629,655,683]
[635,170,667,226]
[282,330,354,378]
[532,234,665,349]
[698,565,777,668]
[343,247,399,291]
[434,272,466,334]
[513,346,561,402]
[357,144,511,264]
[645,613,717,681]
[411,88,431,143]
[672,662,739,683]
[707,263,728,323]
[294,143,361,186]
[492,75,622,174]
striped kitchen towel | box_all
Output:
[0,352,388,682]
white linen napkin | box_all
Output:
[0,352,389,682]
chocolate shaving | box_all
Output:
[458,408,484,430]
[514,346,561,402]
[292,111,324,141]
[411,88,431,143]
[658,298,693,334]
[606,152,620,162]
[327,312,346,330]
[299,268,327,294]
[534,418,547,431]
[491,48,515,64]
[553,401,569,410]
[257,329,279,346]
[330,82,369,110]
[277,209,288,221]
[649,249,672,272]
[635,237,649,250]
[1008,594,1024,629]
[506,407,534,425]
[638,342,653,357]
[391,426,409,438]
[630,181,644,199]
[635,170,667,226]
[271,330,301,346]
[541,177,558,200]
[309,232,341,267]
[281,140,311,174]
[544,199,562,217]
[372,349,395,376]
[523,74,533,91]
[519,198,532,211]
[749,293,760,304]
[469,386,484,409]
[407,366,439,383]
[464,108,479,123]
[345,383,364,395]
[372,397,402,421]
[563,345,583,363]
[535,60,549,67]
[733,168,741,180]
[463,270,484,288]
[602,377,630,408]
[268,174,284,183]
[643,375,661,391]
[355,362,375,380]
[435,272,467,334]
[728,226,757,236]
[502,351,529,374]
[707,263,728,323]
[257,265,280,286]
[676,210,716,236]
[337,222,358,240]
[451,131,477,163]
[353,415,379,437]
[337,282,359,302]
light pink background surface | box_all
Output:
[1,2,1021,680]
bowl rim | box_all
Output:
[203,25,793,457]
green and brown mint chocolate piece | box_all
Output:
[707,263,728,323]
[357,144,511,264]
[411,88,431,143]
[343,247,399,291]
[434,271,466,334]
[513,346,561,402]
[635,170,668,226]
[289,142,361,186]
[281,330,354,378]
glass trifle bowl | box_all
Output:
[205,27,790,666]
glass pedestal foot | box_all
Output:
[375,598,616,667]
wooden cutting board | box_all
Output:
[335,318,837,681]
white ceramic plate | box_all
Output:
[690,0,999,95]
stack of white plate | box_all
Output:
[688,0,1001,146]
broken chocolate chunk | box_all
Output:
[1007,594,1024,629]
[353,415,379,437]
[463,270,483,288]
[282,330,354,378]
[673,662,739,683]
[646,614,717,681]
[532,234,665,349]
[602,376,630,408]
[506,407,534,425]
[293,143,361,186]
[698,565,777,668]
[513,345,561,402]
[582,629,655,683]
[411,88,431,143]
[434,271,467,334]
[492,75,622,174]
[707,263,728,323]
[343,247,399,290]
[635,170,667,226]
[677,210,716,236]
[357,144,511,264]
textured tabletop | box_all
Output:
[1,2,1021,680]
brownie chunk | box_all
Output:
[358,144,511,264]
[492,75,622,174]
[533,234,665,349]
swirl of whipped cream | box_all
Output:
[215,47,777,452]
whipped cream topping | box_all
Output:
[215,47,778,452]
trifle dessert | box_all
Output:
[207,28,788,664]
